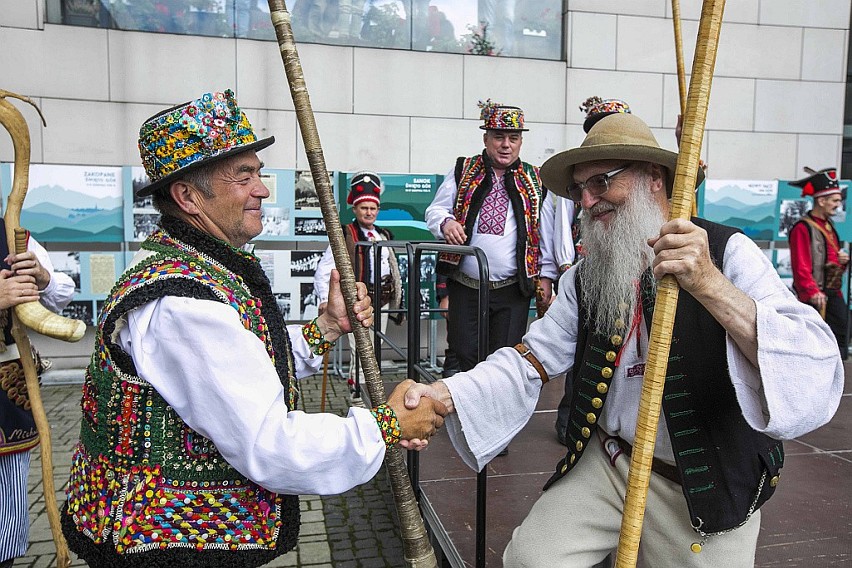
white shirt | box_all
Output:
[441,233,845,471]
[552,196,576,273]
[313,224,391,304]
[116,293,386,496]
[425,166,558,281]
[27,238,76,313]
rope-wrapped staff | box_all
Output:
[1,90,88,568]
[671,0,700,218]
[266,3,438,566]
[614,1,726,566]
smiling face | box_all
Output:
[191,151,269,247]
[483,130,523,170]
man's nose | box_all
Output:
[580,188,598,210]
[252,178,270,198]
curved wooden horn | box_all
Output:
[0,91,86,341]
[0,89,74,567]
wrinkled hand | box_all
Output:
[387,379,448,445]
[648,218,722,296]
[316,269,373,343]
[839,250,849,266]
[0,269,39,310]
[318,302,327,316]
[809,291,828,312]
[538,277,553,305]
[7,251,50,290]
[442,219,467,245]
[438,295,449,320]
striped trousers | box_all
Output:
[0,451,30,563]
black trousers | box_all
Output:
[446,279,531,371]
[825,292,849,359]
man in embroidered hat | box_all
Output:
[788,167,849,358]
[425,101,557,432]
[313,171,403,398]
[405,112,843,566]
[61,90,448,568]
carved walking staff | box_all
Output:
[1,90,88,568]
[614,1,726,566]
[265,3,438,567]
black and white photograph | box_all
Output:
[96,300,105,323]
[133,212,160,241]
[294,217,327,236]
[48,251,81,293]
[131,169,152,208]
[775,248,792,277]
[274,292,291,320]
[260,206,290,237]
[290,250,324,277]
[778,199,811,239]
[419,287,431,319]
[299,282,320,320]
[419,254,436,283]
[294,169,326,210]
[61,300,94,327]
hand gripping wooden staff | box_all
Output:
[266,3,438,567]
[1,90,88,568]
[614,1,726,566]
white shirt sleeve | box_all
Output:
[552,197,576,272]
[537,190,558,280]
[425,168,459,239]
[722,233,844,439]
[28,237,75,312]
[117,295,386,495]
[312,245,334,304]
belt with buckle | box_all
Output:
[453,272,520,290]
[612,436,681,485]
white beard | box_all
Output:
[578,178,667,337]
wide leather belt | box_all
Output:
[612,436,681,486]
[453,272,520,290]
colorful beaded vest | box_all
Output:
[62,216,300,568]
[438,152,546,297]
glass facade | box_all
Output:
[46,0,563,60]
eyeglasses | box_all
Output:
[567,164,633,202]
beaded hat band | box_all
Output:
[136,89,274,197]
[580,96,632,133]
[478,99,528,131]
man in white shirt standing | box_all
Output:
[425,100,557,379]
[314,171,403,398]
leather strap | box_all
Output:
[513,343,548,384]
[613,436,681,485]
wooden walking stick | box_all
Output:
[1,90,88,568]
[614,1,726,566]
[671,0,700,218]
[266,3,438,567]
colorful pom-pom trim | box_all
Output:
[370,403,401,447]
[302,317,334,356]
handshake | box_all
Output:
[383,379,454,451]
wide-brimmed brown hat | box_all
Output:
[541,113,704,199]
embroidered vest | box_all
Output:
[437,152,546,297]
[792,214,840,291]
[343,222,403,318]
[545,219,784,536]
[63,218,300,568]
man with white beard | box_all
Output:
[401,113,844,567]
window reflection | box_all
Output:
[47,0,562,60]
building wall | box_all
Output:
[1,0,850,364]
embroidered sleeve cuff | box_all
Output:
[302,317,334,356]
[370,403,401,447]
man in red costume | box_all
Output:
[789,167,849,358]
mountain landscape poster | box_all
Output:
[4,164,123,242]
[702,180,777,240]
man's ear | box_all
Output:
[169,181,202,215]
[647,163,666,194]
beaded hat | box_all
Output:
[347,171,383,206]
[540,112,704,199]
[790,167,842,199]
[580,96,632,133]
[478,99,528,131]
[136,89,274,197]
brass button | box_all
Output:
[605,351,616,362]
[597,382,609,394]
[569,453,576,464]
[610,334,623,346]
[576,440,584,452]
[561,463,568,474]
[581,427,591,438]
[591,397,603,409]
[691,543,702,553]
[601,367,613,379]
[586,412,597,424]
[769,475,780,487]
[614,318,625,330]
